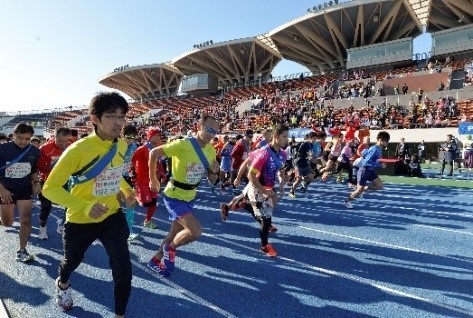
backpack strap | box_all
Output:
[188,137,210,171]
[0,144,32,172]
[266,146,283,170]
[69,143,118,186]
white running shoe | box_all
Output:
[55,277,73,311]
[39,226,48,240]
[344,200,353,209]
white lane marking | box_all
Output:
[132,260,238,318]
[299,226,473,264]
[202,232,473,316]
[277,256,473,317]
[413,224,473,236]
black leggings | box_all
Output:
[59,212,132,316]
[242,202,271,246]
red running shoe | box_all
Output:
[260,244,277,257]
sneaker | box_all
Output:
[147,259,170,277]
[260,244,277,257]
[55,277,73,311]
[289,191,297,198]
[127,233,140,242]
[16,249,34,263]
[269,225,278,233]
[39,226,48,240]
[163,243,176,271]
[344,200,353,209]
[143,220,158,229]
[220,203,229,221]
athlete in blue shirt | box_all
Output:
[344,131,390,209]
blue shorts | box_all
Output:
[357,168,378,186]
[220,158,231,173]
[163,195,193,221]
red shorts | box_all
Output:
[134,181,158,206]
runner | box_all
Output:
[146,114,220,276]
[42,92,134,317]
[343,131,390,209]
[0,122,41,262]
[37,126,71,240]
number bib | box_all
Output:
[93,166,123,197]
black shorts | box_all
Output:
[1,186,33,204]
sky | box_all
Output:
[0,0,432,113]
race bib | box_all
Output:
[5,162,31,178]
[93,166,123,196]
[185,162,205,184]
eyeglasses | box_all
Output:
[204,126,218,135]
[124,135,137,139]
[103,114,126,121]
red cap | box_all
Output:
[146,127,161,140]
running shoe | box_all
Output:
[39,226,48,240]
[260,244,278,257]
[163,243,176,271]
[127,233,140,242]
[55,277,73,311]
[16,249,34,263]
[220,203,229,221]
[289,191,297,198]
[147,259,170,277]
[269,225,278,233]
[143,220,158,229]
[344,200,353,209]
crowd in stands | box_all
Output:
[4,56,473,140]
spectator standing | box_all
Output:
[417,140,426,163]
[439,134,458,177]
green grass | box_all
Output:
[379,175,473,188]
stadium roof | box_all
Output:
[172,36,282,87]
[99,0,473,101]
[98,63,183,100]
[425,0,473,32]
[268,0,423,72]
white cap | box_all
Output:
[186,130,193,137]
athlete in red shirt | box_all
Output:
[131,127,164,229]
[37,127,71,240]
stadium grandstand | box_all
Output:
[1,0,473,146]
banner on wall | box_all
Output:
[458,122,473,135]
[288,127,314,140]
